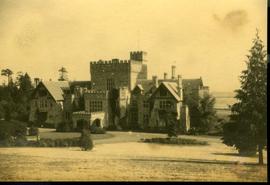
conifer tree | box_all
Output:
[222,31,267,165]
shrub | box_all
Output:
[34,138,80,147]
[0,120,27,146]
[29,126,39,136]
[79,129,93,151]
[142,137,208,146]
[56,121,72,132]
[187,127,200,135]
[15,136,27,146]
[91,127,106,134]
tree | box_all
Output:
[185,93,217,134]
[79,128,94,151]
[166,111,178,138]
[222,31,267,165]
[58,67,68,81]
[1,69,13,86]
[197,94,217,133]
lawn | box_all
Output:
[0,130,267,181]
[27,128,114,141]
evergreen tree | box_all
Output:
[79,128,94,151]
[185,93,217,134]
[197,94,217,133]
[166,111,177,138]
[58,67,68,81]
[222,31,267,165]
[1,68,13,86]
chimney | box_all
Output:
[34,78,40,88]
[177,75,183,100]
[152,75,158,87]
[171,65,176,79]
[164,73,168,80]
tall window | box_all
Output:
[159,100,172,109]
[107,78,115,90]
[89,101,103,112]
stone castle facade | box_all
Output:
[29,51,209,133]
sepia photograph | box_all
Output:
[0,0,267,182]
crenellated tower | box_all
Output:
[90,51,148,91]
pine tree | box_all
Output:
[58,67,68,81]
[222,30,267,165]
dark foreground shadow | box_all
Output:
[213,152,257,158]
[128,158,267,166]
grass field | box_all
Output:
[0,130,267,181]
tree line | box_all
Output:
[0,70,34,121]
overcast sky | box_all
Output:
[0,0,267,92]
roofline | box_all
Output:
[149,82,180,102]
[31,81,59,102]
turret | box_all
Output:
[130,51,147,62]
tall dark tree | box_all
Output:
[222,31,267,165]
[58,67,68,81]
[185,93,217,134]
[166,111,178,138]
[197,94,217,133]
[0,71,34,121]
[1,68,13,86]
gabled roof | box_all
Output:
[162,82,181,101]
[38,81,70,101]
[134,79,155,94]
[182,78,203,90]
[69,81,92,92]
[150,81,181,102]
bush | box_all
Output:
[29,126,39,136]
[0,120,27,146]
[187,127,200,135]
[142,137,208,145]
[91,127,106,134]
[15,136,27,146]
[35,138,80,147]
[56,121,72,132]
[80,129,93,151]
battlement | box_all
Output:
[90,59,130,65]
[130,51,147,62]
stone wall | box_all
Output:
[90,60,130,90]
[84,90,110,128]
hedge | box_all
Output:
[141,137,208,145]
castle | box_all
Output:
[29,51,209,133]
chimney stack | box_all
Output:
[34,78,40,88]
[164,73,168,80]
[177,75,183,100]
[171,65,176,79]
[152,76,158,88]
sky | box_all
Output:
[0,0,267,92]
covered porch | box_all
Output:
[72,111,105,130]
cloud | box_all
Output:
[213,10,249,31]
